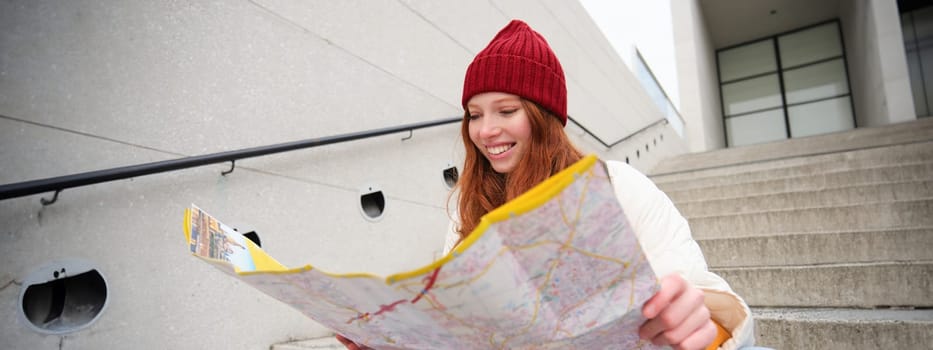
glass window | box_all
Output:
[902,6,933,117]
[904,12,928,117]
[916,7,933,117]
[783,59,850,104]
[788,96,854,138]
[904,35,928,116]
[726,110,787,147]
[718,40,777,82]
[721,74,782,116]
[778,23,843,68]
[718,20,855,147]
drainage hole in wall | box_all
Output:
[21,269,107,334]
[443,166,459,189]
[360,189,386,220]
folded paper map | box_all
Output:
[185,155,661,349]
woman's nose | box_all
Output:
[478,119,501,138]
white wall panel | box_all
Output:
[0,0,687,348]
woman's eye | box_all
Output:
[501,109,517,115]
[468,114,480,120]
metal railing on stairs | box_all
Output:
[0,116,461,203]
[0,113,674,204]
[567,116,668,149]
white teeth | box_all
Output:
[488,144,512,155]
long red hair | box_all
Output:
[452,99,583,241]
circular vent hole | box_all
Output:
[443,166,459,189]
[360,187,386,220]
[20,264,108,334]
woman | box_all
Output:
[340,19,755,350]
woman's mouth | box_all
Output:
[487,144,514,156]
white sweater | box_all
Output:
[443,161,754,349]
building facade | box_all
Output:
[0,1,683,348]
[1,0,927,348]
[676,0,922,149]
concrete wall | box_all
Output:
[0,1,685,349]
[841,0,917,127]
[673,0,725,152]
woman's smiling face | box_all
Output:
[466,92,532,174]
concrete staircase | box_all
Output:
[649,118,933,349]
[272,119,933,350]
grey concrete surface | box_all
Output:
[675,180,933,217]
[698,228,933,268]
[714,261,933,308]
[653,122,933,347]
[665,162,933,203]
[651,117,933,176]
[754,308,933,350]
[0,1,689,349]
[687,199,933,238]
[653,141,933,190]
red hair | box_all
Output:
[452,100,583,241]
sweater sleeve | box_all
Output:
[606,161,755,350]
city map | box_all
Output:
[185,155,661,349]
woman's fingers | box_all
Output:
[672,319,717,350]
[650,294,709,346]
[640,274,716,349]
[642,273,687,318]
[640,275,684,340]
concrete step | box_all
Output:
[713,261,933,308]
[688,199,933,239]
[698,228,933,268]
[651,117,933,175]
[664,162,933,203]
[675,180,933,217]
[653,140,933,189]
[753,308,933,350]
[269,309,933,350]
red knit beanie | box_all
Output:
[462,19,568,126]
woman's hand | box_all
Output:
[639,274,717,350]
[335,334,373,350]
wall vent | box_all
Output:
[19,260,109,334]
[360,185,386,221]
[442,165,459,189]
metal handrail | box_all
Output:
[567,116,668,149]
[0,116,461,202]
[0,112,675,203]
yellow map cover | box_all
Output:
[185,155,661,349]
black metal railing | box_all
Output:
[0,113,675,203]
[567,116,668,149]
[0,116,461,202]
